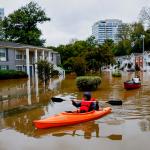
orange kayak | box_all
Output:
[33,107,111,129]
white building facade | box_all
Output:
[114,51,150,71]
[0,8,4,20]
[92,19,122,44]
[0,41,65,77]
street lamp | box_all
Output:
[141,35,145,71]
[141,35,145,54]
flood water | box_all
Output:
[0,72,150,150]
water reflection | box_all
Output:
[139,119,150,132]
[0,72,150,143]
[27,78,31,105]
[34,121,99,139]
[2,112,122,141]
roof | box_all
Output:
[144,51,150,54]
[131,53,143,56]
[0,41,57,52]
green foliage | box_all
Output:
[37,60,54,83]
[144,29,150,51]
[86,36,99,47]
[64,57,86,76]
[76,76,101,91]
[117,23,131,40]
[115,22,150,55]
[0,70,28,79]
[86,46,115,72]
[2,1,50,46]
[0,20,4,40]
[54,36,115,73]
[114,39,132,56]
[112,71,122,77]
[72,57,86,76]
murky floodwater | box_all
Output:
[0,72,150,150]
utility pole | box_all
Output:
[141,35,145,71]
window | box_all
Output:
[0,49,6,61]
[0,65,8,70]
[16,65,23,71]
[16,51,23,60]
[24,54,26,60]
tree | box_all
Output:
[37,60,54,84]
[139,7,150,28]
[0,20,4,40]
[130,22,145,53]
[86,47,115,72]
[86,36,99,47]
[115,39,132,56]
[72,57,86,76]
[64,57,86,76]
[117,23,131,40]
[145,29,150,51]
[54,37,115,74]
[2,1,50,46]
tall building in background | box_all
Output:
[92,19,122,44]
[0,8,4,20]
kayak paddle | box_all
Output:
[51,97,123,105]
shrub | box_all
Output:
[112,71,121,77]
[76,76,101,91]
[37,60,54,83]
[51,70,59,76]
[0,70,28,79]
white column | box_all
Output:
[34,49,38,76]
[34,49,39,102]
[27,78,31,105]
[48,51,51,63]
[26,48,30,78]
[42,50,45,60]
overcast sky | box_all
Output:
[0,0,150,46]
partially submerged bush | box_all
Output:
[0,70,28,79]
[112,71,121,77]
[76,76,101,91]
[37,60,54,83]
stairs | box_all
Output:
[53,64,65,77]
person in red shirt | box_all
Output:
[72,92,99,113]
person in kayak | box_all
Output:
[72,92,99,113]
[132,75,141,83]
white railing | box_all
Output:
[53,64,65,77]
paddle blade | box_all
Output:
[106,100,122,105]
[51,97,65,102]
[107,134,122,140]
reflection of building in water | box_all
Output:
[3,108,45,135]
[0,80,27,101]
[0,118,5,130]
[48,75,64,90]
[0,77,52,114]
[139,118,150,132]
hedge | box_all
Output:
[112,71,121,77]
[76,76,101,91]
[0,70,28,80]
